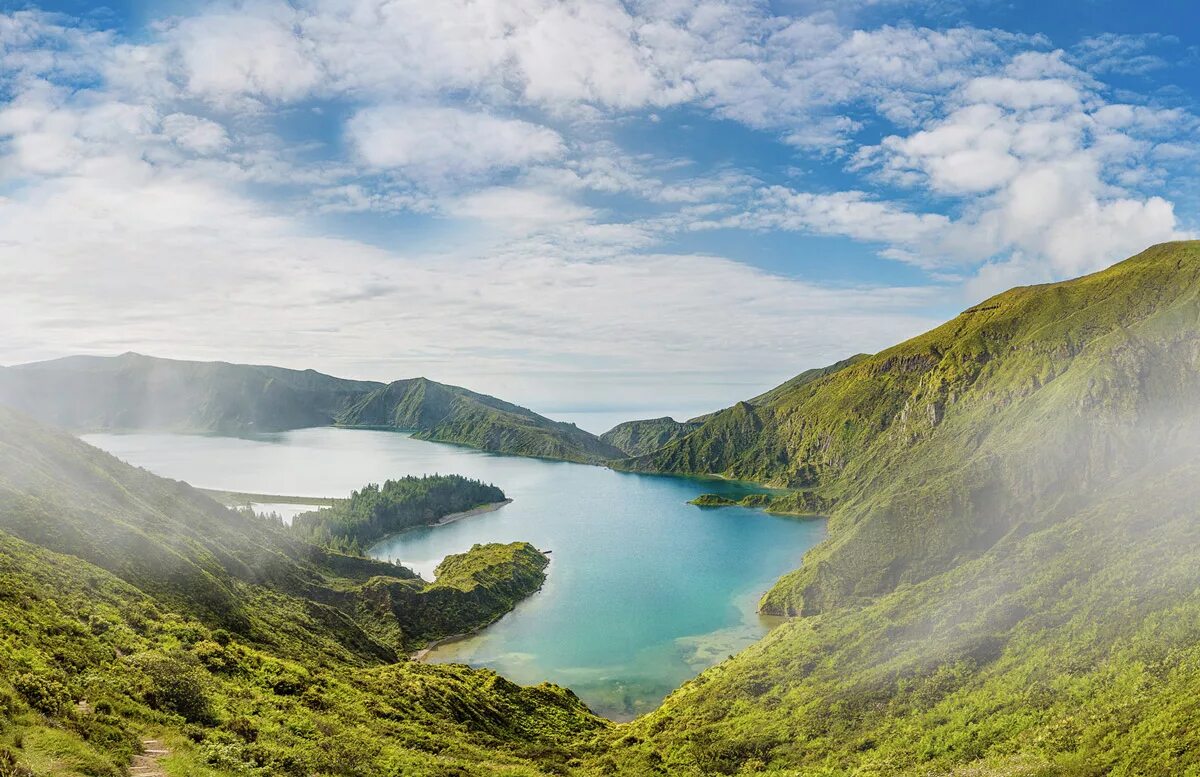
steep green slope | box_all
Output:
[599,417,701,457]
[0,406,544,659]
[578,241,1200,774]
[741,353,871,407]
[593,435,1200,776]
[337,377,625,463]
[628,241,1200,614]
[0,352,381,434]
[0,531,600,777]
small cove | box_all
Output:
[85,426,826,720]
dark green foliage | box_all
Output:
[688,492,821,515]
[292,475,505,550]
[131,651,216,724]
[0,747,33,777]
[336,377,626,463]
[688,494,738,507]
[12,673,71,718]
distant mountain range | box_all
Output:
[0,352,623,463]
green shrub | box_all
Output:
[12,672,71,717]
[131,651,217,725]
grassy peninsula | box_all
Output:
[291,475,507,554]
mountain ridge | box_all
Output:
[0,352,622,463]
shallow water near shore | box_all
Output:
[85,426,825,720]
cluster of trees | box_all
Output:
[291,474,505,553]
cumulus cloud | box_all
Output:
[347,106,565,181]
[0,3,1197,408]
[0,167,936,408]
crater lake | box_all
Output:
[84,426,825,719]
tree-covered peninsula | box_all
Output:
[291,474,507,553]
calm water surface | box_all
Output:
[84,427,825,719]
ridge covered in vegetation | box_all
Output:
[336,377,625,463]
[291,475,506,554]
[585,241,1200,774]
[0,352,381,434]
[599,417,701,458]
[0,354,623,464]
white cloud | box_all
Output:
[447,187,592,225]
[1071,33,1175,76]
[167,5,323,105]
[0,4,1197,410]
[0,166,936,409]
[347,106,565,181]
[160,113,229,154]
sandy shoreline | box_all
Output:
[410,631,477,662]
[430,499,513,527]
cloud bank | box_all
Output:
[0,2,1195,411]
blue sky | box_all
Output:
[0,1,1198,424]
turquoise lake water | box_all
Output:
[84,427,825,719]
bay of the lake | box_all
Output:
[84,427,825,719]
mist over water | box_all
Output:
[84,427,825,719]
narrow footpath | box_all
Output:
[130,739,170,777]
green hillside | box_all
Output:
[0,352,381,434]
[599,417,701,457]
[0,407,598,775]
[582,241,1200,773]
[337,377,625,463]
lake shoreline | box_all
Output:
[432,499,513,527]
[88,427,826,719]
[367,499,514,568]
